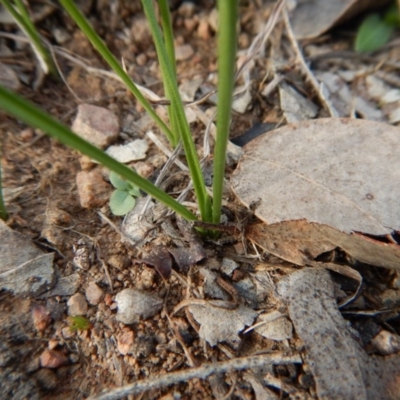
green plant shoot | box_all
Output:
[109,171,141,216]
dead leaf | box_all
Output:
[247,220,400,271]
[277,268,400,400]
[290,0,391,39]
[135,247,172,279]
[232,119,400,236]
[188,303,257,347]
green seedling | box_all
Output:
[355,3,400,53]
[109,171,141,216]
[67,315,92,331]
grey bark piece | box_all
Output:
[276,268,400,400]
[0,220,43,270]
[40,273,80,297]
[277,268,366,399]
[0,221,55,297]
[115,288,163,324]
[0,253,55,297]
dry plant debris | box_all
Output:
[290,0,392,39]
[277,268,400,399]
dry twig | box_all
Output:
[282,9,337,117]
[89,352,301,400]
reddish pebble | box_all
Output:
[32,304,52,332]
[40,349,68,369]
[104,292,113,306]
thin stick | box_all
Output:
[282,9,337,117]
[90,352,301,400]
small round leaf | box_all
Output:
[355,14,394,53]
[110,189,136,216]
[110,171,130,191]
[128,185,141,197]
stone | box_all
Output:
[31,304,52,332]
[71,104,119,149]
[175,44,194,61]
[67,293,88,316]
[105,139,148,163]
[85,282,104,306]
[117,330,135,355]
[197,19,211,40]
[39,350,68,369]
[76,168,110,208]
[115,288,163,324]
[371,330,400,355]
[40,273,80,298]
[107,254,130,270]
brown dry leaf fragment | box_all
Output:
[232,119,400,236]
[290,0,391,39]
[277,268,400,400]
[135,246,172,279]
[188,303,257,347]
[248,220,400,271]
[247,220,335,266]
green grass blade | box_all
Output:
[0,138,7,221]
[141,0,212,222]
[0,0,56,75]
[158,0,179,145]
[158,0,177,75]
[0,85,196,221]
[212,0,238,223]
[59,0,176,146]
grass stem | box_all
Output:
[212,0,238,224]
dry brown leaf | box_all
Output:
[232,119,400,236]
[232,118,400,269]
[290,0,391,39]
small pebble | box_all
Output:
[76,169,110,209]
[117,330,135,355]
[371,330,400,355]
[72,104,119,149]
[48,339,58,350]
[85,282,104,306]
[175,44,194,61]
[31,304,52,332]
[40,350,68,369]
[115,288,163,324]
[197,19,211,40]
[67,293,88,316]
